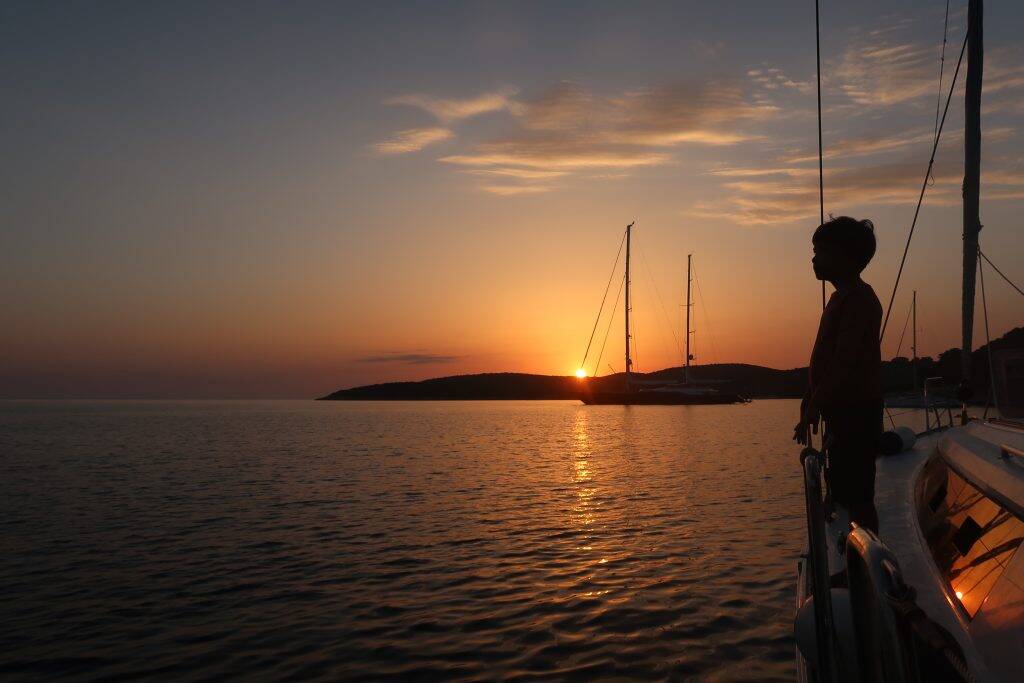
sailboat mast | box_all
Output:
[912,290,918,392]
[625,222,634,386]
[961,0,983,386]
[685,254,692,384]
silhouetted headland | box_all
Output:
[320,327,1022,400]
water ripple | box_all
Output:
[1,399,809,681]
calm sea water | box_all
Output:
[1,399,889,681]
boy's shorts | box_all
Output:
[823,401,883,506]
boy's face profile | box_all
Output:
[811,217,875,285]
[812,240,855,282]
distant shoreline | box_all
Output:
[318,366,802,401]
[322,328,1022,401]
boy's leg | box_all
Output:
[824,402,882,534]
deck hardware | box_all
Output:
[999,444,1024,461]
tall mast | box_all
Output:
[912,290,918,392]
[685,254,692,384]
[625,222,634,387]
[961,0,983,386]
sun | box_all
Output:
[575,368,587,378]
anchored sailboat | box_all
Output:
[579,223,746,405]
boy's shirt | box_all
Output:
[808,279,883,411]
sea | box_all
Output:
[0,399,931,681]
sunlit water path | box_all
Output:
[1,399,924,681]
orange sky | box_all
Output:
[2,2,1022,397]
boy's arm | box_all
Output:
[805,295,872,416]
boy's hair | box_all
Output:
[812,216,876,270]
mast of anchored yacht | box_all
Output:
[961,0,983,420]
[685,254,693,385]
[912,290,918,392]
[625,222,634,390]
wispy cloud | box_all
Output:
[783,128,937,164]
[372,127,453,155]
[372,15,1024,207]
[698,123,1023,226]
[781,127,1016,165]
[465,168,567,180]
[694,161,966,226]
[357,352,463,365]
[387,87,522,122]
[480,185,553,196]
[831,39,943,106]
[747,67,814,95]
[692,40,726,60]
[509,81,771,145]
[709,166,819,178]
[984,48,1024,94]
[699,11,1024,228]
[441,147,671,170]
[435,80,771,193]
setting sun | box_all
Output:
[575,368,587,378]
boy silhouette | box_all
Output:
[794,216,883,534]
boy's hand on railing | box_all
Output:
[793,407,820,446]
[793,420,811,445]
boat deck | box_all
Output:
[853,419,1024,681]
[871,432,993,676]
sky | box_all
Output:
[2,0,1023,398]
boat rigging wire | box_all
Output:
[815,0,826,310]
[927,0,952,186]
[637,235,685,363]
[692,262,722,366]
[579,229,627,372]
[593,273,626,377]
[893,301,914,360]
[879,28,969,343]
[631,298,640,373]
[978,245,1000,417]
[934,1,951,143]
[979,249,1024,297]
[884,296,917,430]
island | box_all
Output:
[320,327,1022,401]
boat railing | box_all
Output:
[800,446,840,683]
[924,377,956,432]
[845,525,975,682]
[845,525,912,682]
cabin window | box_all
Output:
[917,459,1024,618]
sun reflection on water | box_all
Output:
[571,408,596,530]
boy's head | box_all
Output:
[812,216,876,281]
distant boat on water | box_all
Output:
[884,292,958,410]
[579,222,747,406]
